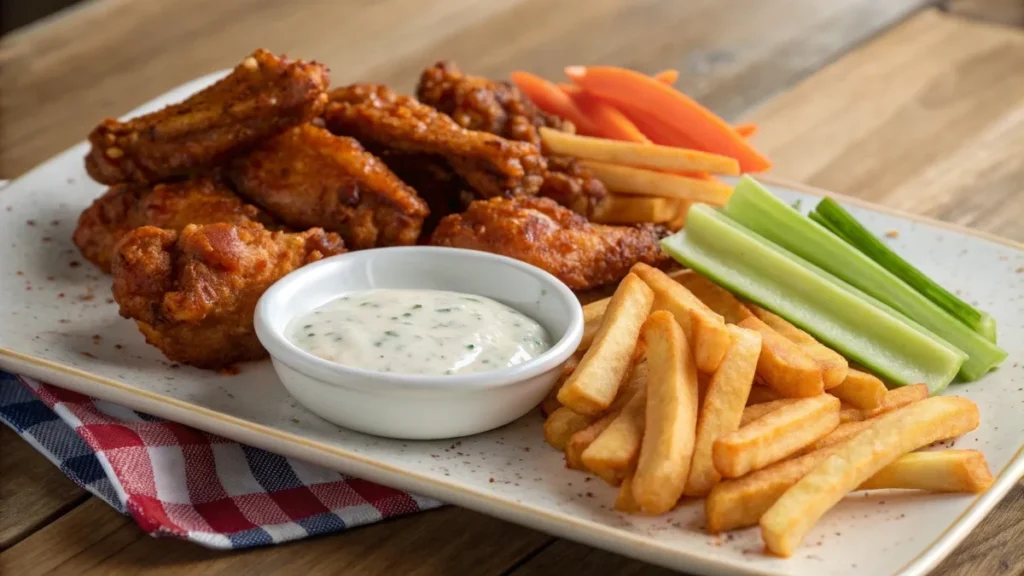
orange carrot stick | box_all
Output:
[565,66,771,172]
[654,69,679,85]
[562,88,650,143]
[510,71,600,136]
[734,123,758,138]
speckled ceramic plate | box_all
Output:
[1,73,1021,576]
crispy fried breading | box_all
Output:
[430,196,668,290]
[72,177,275,273]
[111,222,345,368]
[416,61,607,216]
[323,83,546,199]
[370,150,471,240]
[85,49,329,185]
[229,124,428,249]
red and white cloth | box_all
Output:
[0,371,440,549]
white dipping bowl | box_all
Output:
[255,247,584,440]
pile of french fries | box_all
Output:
[542,264,993,557]
[539,127,741,230]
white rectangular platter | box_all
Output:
[1,74,1021,576]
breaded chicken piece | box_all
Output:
[73,177,275,273]
[416,61,606,217]
[229,124,428,249]
[323,83,546,199]
[85,49,329,185]
[430,196,668,290]
[369,150,472,240]
[112,222,345,368]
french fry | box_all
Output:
[737,317,824,398]
[747,385,782,405]
[615,472,643,513]
[748,304,848,389]
[684,325,762,497]
[578,298,610,353]
[539,126,740,175]
[829,368,887,410]
[863,383,929,418]
[632,311,700,514]
[581,386,647,483]
[713,394,840,478]
[591,194,679,224]
[565,410,619,471]
[760,396,980,557]
[665,199,692,231]
[839,405,864,423]
[857,450,993,493]
[558,274,653,415]
[543,406,593,450]
[632,263,730,373]
[739,398,801,427]
[803,419,871,453]
[567,358,648,472]
[672,270,753,324]
[580,160,733,205]
[540,353,581,416]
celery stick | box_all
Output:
[722,176,1005,381]
[662,205,965,392]
[811,197,997,342]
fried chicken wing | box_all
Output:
[415,61,606,217]
[429,196,668,290]
[323,83,546,199]
[369,150,471,239]
[73,177,275,273]
[112,222,345,369]
[228,124,428,249]
[86,49,329,185]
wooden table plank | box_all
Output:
[0,0,929,178]
[0,425,87,550]
[944,0,1024,27]
[747,8,1024,241]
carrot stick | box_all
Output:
[734,123,758,138]
[510,71,600,136]
[562,88,650,143]
[654,69,679,85]
[565,66,772,172]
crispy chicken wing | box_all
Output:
[73,177,275,273]
[86,49,329,185]
[323,83,546,199]
[112,222,345,368]
[416,61,606,217]
[429,196,668,290]
[369,150,471,239]
[229,124,428,249]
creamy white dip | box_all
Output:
[287,289,552,375]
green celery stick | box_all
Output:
[811,197,997,342]
[722,176,1004,381]
[662,205,966,392]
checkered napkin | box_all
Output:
[0,371,441,548]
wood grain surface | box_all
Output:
[0,1,1022,575]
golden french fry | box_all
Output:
[665,200,692,231]
[747,385,782,405]
[707,445,987,533]
[565,411,619,470]
[748,304,848,389]
[760,396,980,557]
[684,325,762,497]
[590,194,678,224]
[558,274,653,415]
[863,383,929,418]
[578,298,610,353]
[543,406,593,450]
[672,270,753,324]
[839,405,864,423]
[829,368,887,410]
[803,419,871,453]
[539,127,740,175]
[581,386,647,483]
[632,311,700,514]
[540,353,581,416]
[713,394,840,478]
[615,472,643,513]
[857,450,993,493]
[632,263,730,373]
[739,398,801,427]
[737,317,824,398]
[580,160,733,205]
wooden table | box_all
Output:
[1,1,1022,574]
